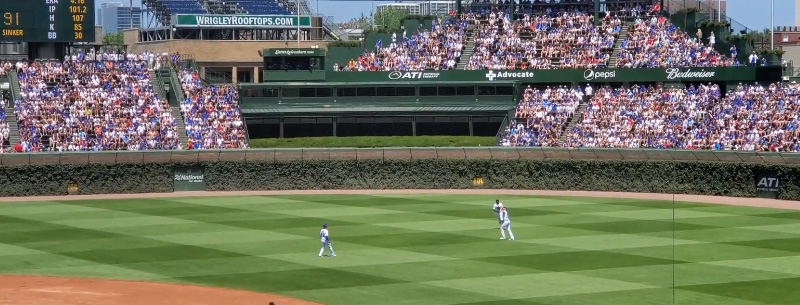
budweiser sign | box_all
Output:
[665,68,716,80]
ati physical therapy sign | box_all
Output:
[755,170,780,199]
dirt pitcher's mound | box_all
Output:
[0,275,323,305]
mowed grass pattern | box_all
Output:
[1,194,799,305]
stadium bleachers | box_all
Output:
[235,0,292,15]
[616,15,734,68]
[466,11,618,70]
[14,57,180,152]
[0,61,12,77]
[177,69,248,149]
[498,82,800,152]
[342,18,467,71]
[702,83,800,152]
[148,0,295,16]
[0,107,8,150]
[499,86,583,147]
[562,84,721,149]
[157,0,207,14]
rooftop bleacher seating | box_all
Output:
[235,0,292,15]
[158,0,207,14]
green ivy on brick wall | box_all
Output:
[1,159,798,200]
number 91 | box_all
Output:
[4,12,20,26]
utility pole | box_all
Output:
[296,0,301,47]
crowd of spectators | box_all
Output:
[501,82,800,152]
[499,85,583,146]
[340,18,466,71]
[178,69,248,149]
[0,61,13,77]
[700,82,800,152]
[0,106,8,151]
[14,56,180,152]
[467,0,659,19]
[562,84,720,149]
[466,11,619,70]
[616,15,735,68]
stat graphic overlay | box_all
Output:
[1,0,95,43]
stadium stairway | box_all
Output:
[149,70,189,148]
[494,108,515,144]
[457,24,477,69]
[149,70,168,102]
[6,71,21,146]
[558,102,587,144]
[608,22,631,68]
[167,69,190,148]
[170,106,189,148]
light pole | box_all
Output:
[129,0,133,30]
[296,0,301,47]
[771,0,775,49]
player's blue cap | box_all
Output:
[322,223,327,228]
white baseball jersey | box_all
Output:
[493,203,501,213]
[500,209,512,230]
[320,228,329,243]
[500,210,510,222]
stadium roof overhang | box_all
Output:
[240,105,512,115]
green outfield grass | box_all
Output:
[249,136,497,148]
[1,194,799,305]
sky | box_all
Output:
[97,0,795,30]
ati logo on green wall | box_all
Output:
[485,70,535,81]
[388,71,441,80]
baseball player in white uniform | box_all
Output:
[318,223,336,257]
[492,200,503,227]
[499,207,515,240]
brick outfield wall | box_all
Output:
[1,159,798,200]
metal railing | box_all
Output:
[2,148,799,165]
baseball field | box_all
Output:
[1,190,799,305]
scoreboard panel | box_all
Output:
[0,0,95,43]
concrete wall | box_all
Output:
[123,29,328,65]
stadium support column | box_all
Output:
[594,0,600,26]
[456,0,462,16]
[280,118,285,138]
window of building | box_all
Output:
[783,34,789,42]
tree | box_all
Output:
[102,32,124,45]
[372,8,409,32]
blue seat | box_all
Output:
[158,0,208,14]
[233,0,292,15]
